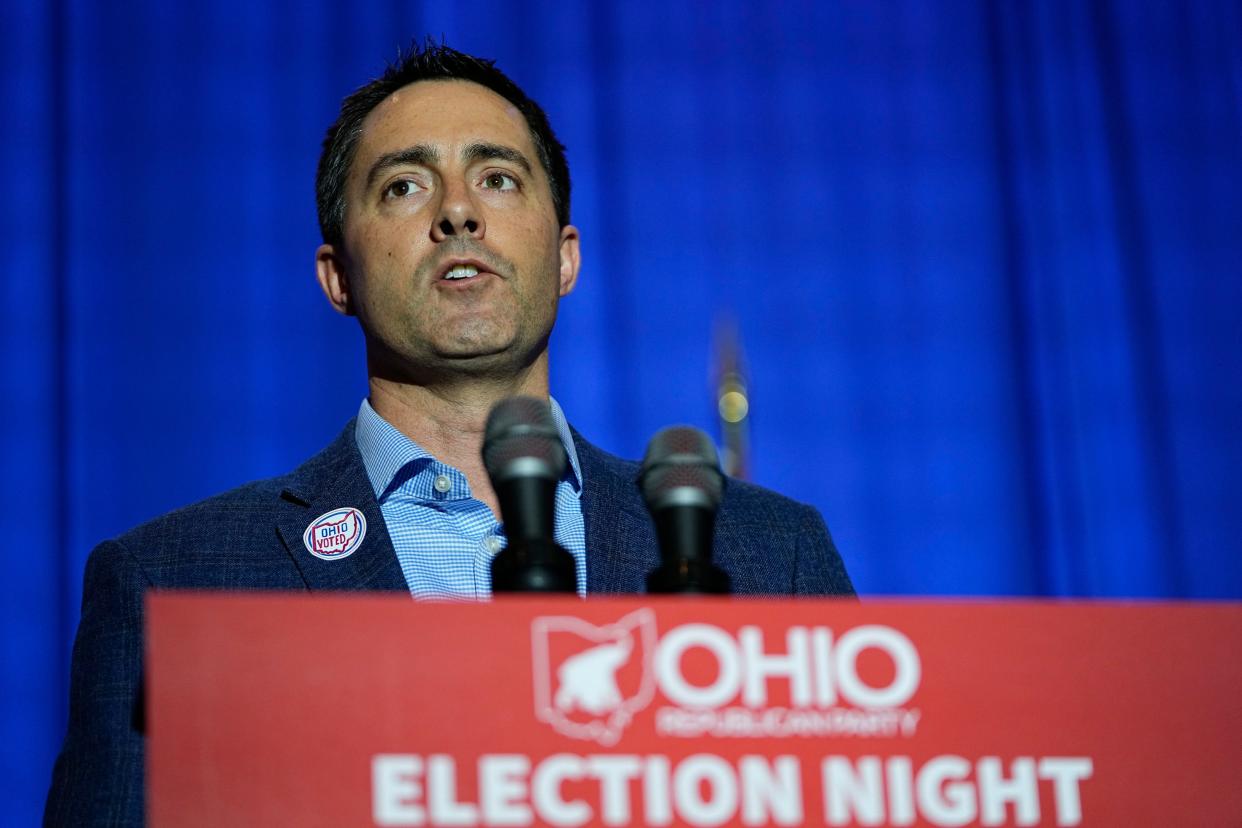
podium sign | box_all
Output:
[147,595,1242,826]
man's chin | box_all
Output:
[430,340,529,375]
[432,334,512,361]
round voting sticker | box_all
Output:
[302,507,367,561]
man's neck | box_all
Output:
[366,358,552,519]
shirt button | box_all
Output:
[433,475,452,493]
[484,536,503,554]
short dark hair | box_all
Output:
[315,41,571,247]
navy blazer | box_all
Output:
[44,423,853,825]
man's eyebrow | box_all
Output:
[462,142,533,174]
[363,145,439,192]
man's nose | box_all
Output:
[431,179,483,240]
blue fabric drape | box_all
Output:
[5,0,1240,820]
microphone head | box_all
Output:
[483,396,566,484]
[639,426,725,511]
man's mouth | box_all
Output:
[435,256,500,285]
[443,264,481,281]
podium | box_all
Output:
[147,594,1242,826]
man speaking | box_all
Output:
[45,42,853,824]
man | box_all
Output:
[45,43,853,824]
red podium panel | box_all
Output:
[147,595,1242,826]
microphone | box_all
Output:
[483,396,578,593]
[639,426,731,594]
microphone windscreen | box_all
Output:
[639,426,725,510]
[483,396,566,483]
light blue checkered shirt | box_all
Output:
[354,398,588,599]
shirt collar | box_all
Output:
[354,396,584,501]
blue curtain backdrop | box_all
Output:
[4,0,1240,820]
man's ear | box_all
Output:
[316,244,354,316]
[557,225,581,297]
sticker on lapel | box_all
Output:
[303,507,367,561]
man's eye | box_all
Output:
[482,172,517,191]
[384,179,418,199]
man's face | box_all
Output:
[317,79,579,382]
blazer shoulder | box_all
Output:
[571,425,814,521]
[114,476,281,544]
[571,426,853,597]
[571,424,823,540]
[718,478,855,598]
[109,422,362,584]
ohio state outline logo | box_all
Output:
[303,507,367,561]
[530,609,658,746]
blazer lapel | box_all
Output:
[573,430,659,594]
[274,421,408,592]
[274,422,664,594]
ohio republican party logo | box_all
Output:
[303,507,367,561]
[531,610,924,746]
[531,609,658,746]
